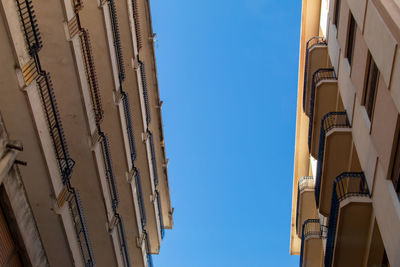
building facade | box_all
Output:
[291,0,400,266]
[0,0,172,266]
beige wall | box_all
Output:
[293,0,400,266]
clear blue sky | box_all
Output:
[151,1,301,266]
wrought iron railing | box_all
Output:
[156,191,165,239]
[16,1,95,264]
[68,184,95,267]
[115,214,132,267]
[315,112,350,208]
[302,37,327,114]
[308,68,336,152]
[35,65,75,183]
[105,0,138,168]
[80,28,104,123]
[107,0,125,82]
[74,6,133,265]
[148,131,159,187]
[299,219,327,267]
[99,132,119,212]
[73,0,83,11]
[131,0,142,50]
[135,168,147,229]
[122,93,137,164]
[144,231,154,267]
[139,61,151,126]
[15,0,42,55]
[296,176,314,235]
[325,172,369,267]
[16,0,75,183]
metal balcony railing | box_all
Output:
[122,93,137,164]
[107,0,125,82]
[308,68,336,152]
[296,176,314,235]
[68,184,95,267]
[299,219,327,267]
[15,0,42,55]
[16,0,75,183]
[148,131,159,187]
[36,66,75,183]
[72,6,134,265]
[115,214,132,267]
[325,172,370,267]
[72,0,83,11]
[302,37,327,114]
[156,191,165,239]
[99,132,119,212]
[80,28,104,124]
[105,0,138,167]
[139,61,151,126]
[135,169,147,229]
[144,231,154,267]
[131,0,142,50]
[315,112,350,208]
[16,1,95,265]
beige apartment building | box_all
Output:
[291,0,400,266]
[0,0,172,266]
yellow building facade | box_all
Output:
[0,0,172,266]
[291,0,400,266]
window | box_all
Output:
[334,0,341,27]
[391,119,400,199]
[363,55,379,120]
[346,14,356,65]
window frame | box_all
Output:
[389,116,400,199]
[362,53,379,121]
[346,14,356,66]
[334,0,341,28]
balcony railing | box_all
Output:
[156,191,165,239]
[144,231,154,267]
[107,0,125,82]
[296,176,314,235]
[299,219,327,267]
[68,184,95,267]
[16,0,75,183]
[115,214,132,267]
[308,68,336,152]
[302,37,327,113]
[315,112,350,208]
[139,61,151,126]
[16,1,96,264]
[131,0,142,50]
[80,28,104,124]
[36,67,75,183]
[105,0,138,168]
[99,132,119,212]
[122,93,137,164]
[135,168,147,229]
[324,172,370,267]
[148,131,159,187]
[15,0,42,55]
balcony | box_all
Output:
[67,185,95,267]
[325,173,371,267]
[296,176,318,237]
[299,219,327,267]
[315,112,352,216]
[302,37,329,116]
[115,214,131,267]
[307,69,338,158]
